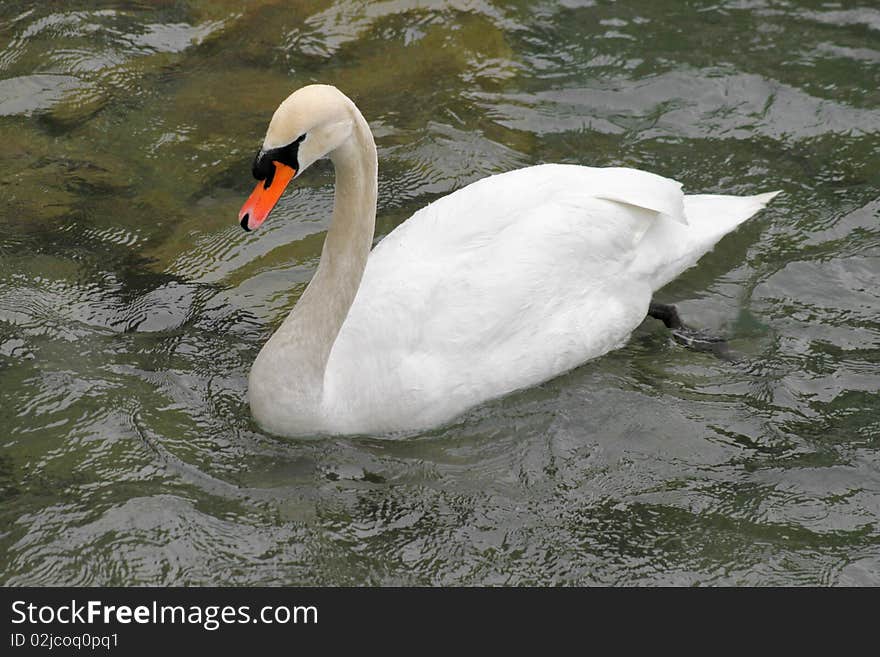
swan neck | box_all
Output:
[271,105,377,394]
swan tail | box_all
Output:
[633,190,781,291]
[684,190,781,241]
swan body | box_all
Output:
[238,85,778,436]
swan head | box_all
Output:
[239,84,356,231]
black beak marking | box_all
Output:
[240,213,251,231]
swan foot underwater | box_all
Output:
[237,84,779,437]
[647,302,732,359]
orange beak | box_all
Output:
[238,161,296,231]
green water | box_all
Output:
[1,0,878,586]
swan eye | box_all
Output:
[252,135,306,185]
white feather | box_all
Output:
[320,166,777,433]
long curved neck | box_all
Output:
[266,106,377,395]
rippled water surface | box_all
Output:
[1,0,878,586]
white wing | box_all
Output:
[322,164,694,433]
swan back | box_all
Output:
[322,165,756,433]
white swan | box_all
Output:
[238,84,778,437]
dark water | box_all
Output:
[1,0,878,586]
